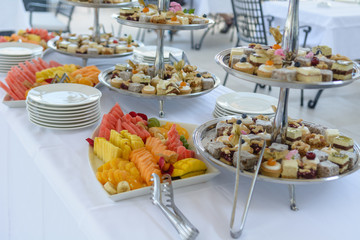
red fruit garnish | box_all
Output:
[166,164,174,175]
[129,111,137,117]
[306,152,316,160]
[45,78,53,83]
[113,40,118,43]
[86,138,94,147]
[311,57,319,66]
[159,157,165,169]
[137,113,148,121]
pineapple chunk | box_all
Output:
[94,137,122,163]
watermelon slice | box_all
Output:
[49,60,62,67]
[116,119,123,132]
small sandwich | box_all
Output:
[296,67,322,83]
[331,60,353,80]
[58,41,70,51]
[171,158,207,179]
[285,127,302,145]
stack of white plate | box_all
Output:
[133,45,183,64]
[26,83,102,130]
[0,42,43,73]
[213,92,278,118]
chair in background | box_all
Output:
[225,0,320,108]
[27,1,75,32]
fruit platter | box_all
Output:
[193,115,360,184]
[99,60,221,99]
[115,2,214,30]
[215,42,360,89]
[0,28,55,50]
[48,33,142,58]
[87,103,220,201]
[0,57,102,107]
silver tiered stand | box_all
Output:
[203,0,360,238]
[107,0,217,117]
[47,0,136,66]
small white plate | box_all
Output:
[29,111,101,124]
[216,92,278,115]
[2,94,26,108]
[27,98,99,111]
[29,114,100,129]
[27,83,102,106]
[27,107,100,121]
[0,42,43,56]
[26,103,100,115]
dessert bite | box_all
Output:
[281,159,299,179]
[260,158,282,178]
[291,140,311,156]
[332,60,354,81]
[257,60,276,78]
[312,45,332,58]
[320,69,333,82]
[271,68,297,82]
[285,127,302,145]
[233,58,255,74]
[205,141,226,159]
[328,152,350,173]
[339,151,358,171]
[332,135,354,152]
[298,152,318,179]
[317,160,339,178]
[296,67,322,83]
[324,129,340,145]
[302,133,328,150]
[312,149,329,162]
[264,142,289,161]
[141,85,156,94]
[233,150,258,171]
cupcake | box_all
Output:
[257,60,276,78]
[260,158,282,178]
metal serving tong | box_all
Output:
[50,73,71,84]
[169,52,191,65]
[230,136,266,239]
[150,173,199,240]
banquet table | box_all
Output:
[262,0,360,60]
[1,51,360,240]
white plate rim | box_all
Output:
[26,102,100,114]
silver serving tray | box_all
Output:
[215,49,360,89]
[192,115,360,185]
[114,15,214,31]
[61,0,136,8]
[98,66,221,100]
[47,37,143,59]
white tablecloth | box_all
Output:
[1,51,360,240]
[262,0,360,59]
[0,0,29,32]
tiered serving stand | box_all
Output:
[97,0,218,117]
[193,0,360,238]
[47,0,137,66]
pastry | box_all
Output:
[59,41,70,50]
[216,121,233,137]
[233,61,255,74]
[320,69,333,82]
[67,44,78,54]
[179,85,192,95]
[249,53,269,67]
[110,77,123,88]
[233,150,258,171]
[255,119,272,133]
[76,45,88,54]
[128,83,144,93]
[205,141,226,159]
[285,127,302,145]
[291,140,311,156]
[264,142,289,161]
[229,47,245,67]
[301,151,320,169]
[321,146,338,156]
[192,18,207,24]
[296,67,322,83]
[340,151,358,170]
[139,14,152,23]
[220,146,236,165]
[319,56,335,69]
[132,73,151,84]
[201,78,214,90]
[150,15,166,24]
[238,114,254,127]
[87,48,98,55]
[101,47,114,55]
[260,159,282,178]
[332,135,354,152]
[331,60,353,80]
[294,56,311,67]
[303,133,327,149]
[298,157,317,179]
[257,62,276,78]
[312,45,332,58]
[119,8,136,19]
[312,149,329,162]
[115,45,128,54]
[115,63,127,71]
[119,71,132,81]
[328,152,349,173]
[141,85,156,94]
[324,129,340,145]
[271,68,297,82]
[317,160,339,178]
[304,122,327,135]
[281,159,298,179]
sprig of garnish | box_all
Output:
[183,8,195,14]
[126,34,132,45]
[127,59,137,70]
